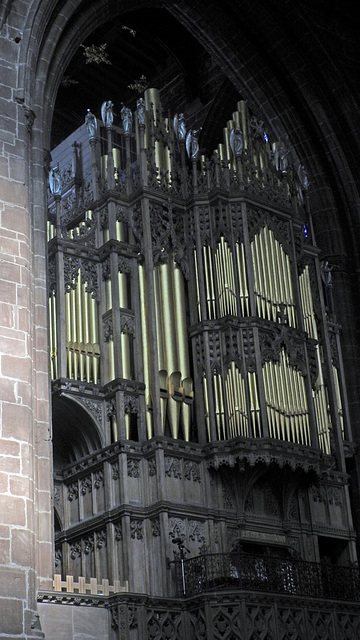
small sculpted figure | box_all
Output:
[229,127,243,156]
[186,128,202,160]
[321,260,334,287]
[297,164,310,205]
[137,98,146,126]
[174,113,187,141]
[121,103,132,135]
[101,100,114,128]
[85,109,97,139]
[274,144,289,173]
[49,164,61,195]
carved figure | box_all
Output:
[186,128,202,160]
[229,127,243,156]
[101,100,114,128]
[85,109,97,139]
[321,260,334,287]
[298,164,310,190]
[174,113,187,141]
[297,164,310,205]
[120,103,132,135]
[274,145,289,173]
[49,164,61,195]
[137,97,145,126]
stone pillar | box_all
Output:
[0,11,53,639]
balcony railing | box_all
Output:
[173,551,360,601]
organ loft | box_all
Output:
[37,87,359,637]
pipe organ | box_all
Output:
[47,90,350,459]
[48,90,358,605]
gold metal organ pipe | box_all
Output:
[215,238,237,317]
[263,364,273,437]
[263,351,310,445]
[332,364,345,438]
[260,226,272,319]
[71,284,78,380]
[90,295,99,384]
[65,290,72,378]
[118,272,128,309]
[139,265,152,438]
[248,372,261,437]
[236,242,249,316]
[49,292,57,380]
[47,220,56,241]
[225,363,249,438]
[154,269,165,371]
[105,278,112,311]
[299,266,317,339]
[194,250,202,321]
[203,374,211,442]
[116,221,125,242]
[215,248,224,317]
[173,263,191,440]
[221,238,237,315]
[251,227,296,326]
[238,101,249,152]
[225,368,234,438]
[203,247,215,319]
[208,246,217,318]
[214,374,226,440]
[225,122,235,169]
[267,226,281,313]
[159,260,180,438]
[76,275,84,381]
[218,142,226,162]
[121,333,131,380]
[81,283,89,382]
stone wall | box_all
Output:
[0,1,53,637]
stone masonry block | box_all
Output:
[1,354,32,382]
[1,402,32,440]
[0,494,26,526]
[0,597,23,634]
[0,567,27,598]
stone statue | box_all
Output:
[137,98,145,126]
[120,103,132,135]
[298,164,310,190]
[297,164,310,205]
[174,113,186,141]
[49,164,61,195]
[274,144,289,173]
[321,260,334,287]
[186,128,201,160]
[85,109,97,139]
[101,100,114,129]
[229,127,243,156]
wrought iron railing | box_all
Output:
[172,551,360,601]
